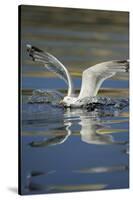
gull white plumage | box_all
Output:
[27,44,129,107]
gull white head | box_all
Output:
[61,96,77,107]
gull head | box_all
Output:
[60,96,77,107]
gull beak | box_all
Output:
[59,100,64,105]
[59,100,68,108]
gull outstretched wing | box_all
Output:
[26,44,74,96]
[78,60,129,99]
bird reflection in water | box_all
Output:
[29,108,127,147]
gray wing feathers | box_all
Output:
[105,60,129,73]
[27,45,68,84]
[78,60,129,99]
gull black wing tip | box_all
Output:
[26,44,43,53]
[116,59,129,72]
[26,44,44,61]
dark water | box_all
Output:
[20,5,129,195]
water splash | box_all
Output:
[82,96,129,112]
[27,89,128,112]
[28,89,63,105]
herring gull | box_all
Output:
[26,44,129,108]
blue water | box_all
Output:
[22,77,129,90]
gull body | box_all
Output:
[27,44,129,108]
